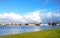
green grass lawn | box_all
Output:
[0,28,60,38]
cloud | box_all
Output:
[0,12,25,23]
[0,10,60,23]
[24,10,42,23]
[0,10,42,23]
[41,12,60,23]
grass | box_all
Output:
[0,28,60,38]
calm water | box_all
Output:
[0,25,60,36]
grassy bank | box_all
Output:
[0,28,60,38]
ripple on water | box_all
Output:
[0,26,60,36]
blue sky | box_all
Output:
[0,0,60,23]
[0,0,60,14]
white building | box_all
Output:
[40,24,49,26]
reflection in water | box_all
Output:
[33,26,41,31]
[0,26,60,36]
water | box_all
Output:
[0,25,60,36]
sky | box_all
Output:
[0,0,60,23]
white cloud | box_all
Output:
[54,13,60,17]
[46,12,52,18]
[0,13,25,23]
[25,10,42,23]
[0,10,42,23]
[0,10,60,23]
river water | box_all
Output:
[0,25,60,36]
